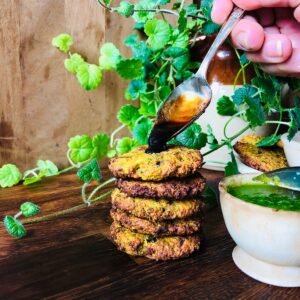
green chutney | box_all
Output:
[227,184,300,212]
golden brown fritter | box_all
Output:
[111,189,204,222]
[240,134,284,148]
[108,145,203,181]
[116,174,206,199]
[110,222,201,260]
[234,137,288,172]
[110,209,202,236]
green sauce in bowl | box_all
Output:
[227,184,300,212]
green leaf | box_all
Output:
[116,137,140,155]
[174,123,207,149]
[133,0,155,23]
[163,47,188,59]
[20,202,40,217]
[178,9,187,32]
[23,176,43,186]
[91,134,110,160]
[202,21,220,35]
[52,33,73,53]
[159,86,171,101]
[76,63,102,90]
[207,124,219,149]
[3,216,26,238]
[245,96,266,127]
[116,1,134,17]
[256,135,281,147]
[239,53,249,66]
[172,32,189,48]
[225,152,239,177]
[217,96,237,116]
[232,85,254,105]
[200,0,214,19]
[132,118,153,145]
[117,105,142,130]
[64,53,85,74]
[0,164,22,188]
[37,160,59,176]
[144,19,172,49]
[107,149,117,158]
[68,135,93,163]
[99,43,121,70]
[202,186,218,209]
[139,99,157,117]
[127,80,147,100]
[116,58,144,80]
[288,108,300,141]
[77,159,101,183]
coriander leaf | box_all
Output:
[288,108,300,141]
[116,137,140,155]
[68,135,93,163]
[20,202,40,217]
[0,164,22,188]
[202,186,218,209]
[127,80,147,100]
[256,135,281,147]
[232,86,252,105]
[37,160,59,176]
[173,53,190,70]
[76,63,102,90]
[77,158,101,183]
[116,1,134,17]
[144,19,172,49]
[225,152,239,177]
[174,123,207,149]
[99,43,121,70]
[132,118,153,145]
[133,0,155,23]
[117,105,142,130]
[52,33,73,53]
[116,58,144,80]
[217,96,237,116]
[3,216,26,238]
[92,134,110,160]
[163,47,188,58]
[64,53,85,74]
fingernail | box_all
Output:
[236,32,249,50]
[265,40,283,57]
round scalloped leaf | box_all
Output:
[64,53,85,74]
[99,43,121,70]
[3,216,26,238]
[116,59,144,80]
[52,33,73,53]
[68,135,93,163]
[76,63,102,90]
[20,202,41,217]
[0,164,22,188]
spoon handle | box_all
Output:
[195,7,245,78]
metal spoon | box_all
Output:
[147,7,245,153]
[253,167,300,192]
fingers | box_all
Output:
[246,33,292,63]
[230,18,265,51]
[260,48,300,77]
[233,0,300,10]
[211,0,234,24]
[256,8,275,26]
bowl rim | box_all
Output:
[219,173,300,216]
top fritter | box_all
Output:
[109,146,203,181]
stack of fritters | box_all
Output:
[108,145,206,261]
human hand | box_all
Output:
[211,0,300,77]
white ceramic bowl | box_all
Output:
[219,173,300,287]
[281,131,300,167]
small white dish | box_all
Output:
[281,131,300,167]
[219,173,300,287]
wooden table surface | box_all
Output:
[0,169,298,300]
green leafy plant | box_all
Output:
[1,0,300,238]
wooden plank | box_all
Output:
[0,0,129,170]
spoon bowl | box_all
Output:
[148,7,245,152]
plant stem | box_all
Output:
[82,182,89,205]
[265,120,289,126]
[22,190,112,225]
[87,177,116,203]
[67,149,77,167]
[203,125,250,157]
[57,165,77,175]
[110,124,126,148]
[14,212,22,220]
[223,111,244,139]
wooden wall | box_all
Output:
[0,0,132,170]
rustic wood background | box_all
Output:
[0,0,133,170]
